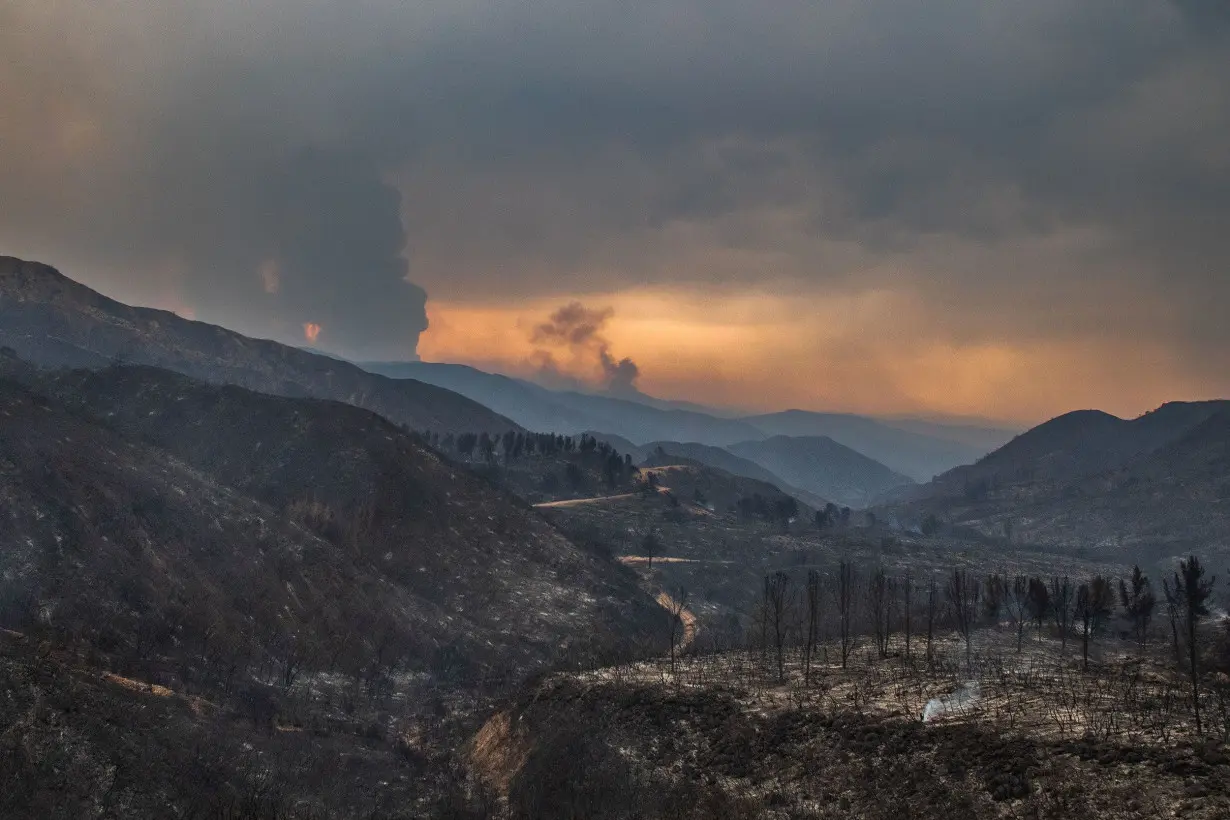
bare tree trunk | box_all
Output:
[839,562,856,669]
[765,572,792,682]
[947,569,979,676]
[925,577,936,663]
[805,570,819,687]
[1188,600,1202,735]
[903,571,912,663]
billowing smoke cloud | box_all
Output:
[530,302,641,394]
[0,4,427,361]
[1,1,1229,411]
[599,349,641,395]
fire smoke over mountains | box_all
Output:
[2,1,1229,420]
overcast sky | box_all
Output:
[2,1,1228,422]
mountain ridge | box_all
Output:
[0,256,520,436]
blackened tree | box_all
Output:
[1119,565,1155,651]
[1170,556,1216,734]
[1074,576,1114,671]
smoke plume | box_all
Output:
[530,302,641,394]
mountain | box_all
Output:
[880,416,1023,452]
[362,360,594,433]
[638,453,820,517]
[591,436,828,509]
[889,402,1230,560]
[5,361,665,680]
[727,435,914,509]
[363,361,1013,480]
[739,409,1015,481]
[0,358,670,815]
[0,256,519,435]
[364,360,762,443]
[921,401,1230,498]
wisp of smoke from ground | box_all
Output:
[922,682,980,723]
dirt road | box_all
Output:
[656,590,697,650]
[532,493,638,509]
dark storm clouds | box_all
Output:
[1,1,1227,370]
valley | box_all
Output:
[1,259,1228,818]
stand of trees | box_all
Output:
[688,555,1230,740]
[432,430,638,493]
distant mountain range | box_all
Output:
[0,256,1015,513]
[0,257,520,436]
[743,410,1017,483]
[362,360,1018,482]
[727,436,914,509]
[591,436,830,509]
[886,401,1230,561]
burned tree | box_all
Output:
[1050,576,1075,651]
[1026,577,1050,641]
[764,572,793,682]
[947,569,980,674]
[804,569,820,686]
[983,573,1005,628]
[926,576,938,663]
[869,567,890,658]
[641,531,661,571]
[1170,556,1216,734]
[838,561,857,669]
[1074,576,1114,671]
[1119,565,1156,651]
[902,571,913,662]
[1005,576,1030,653]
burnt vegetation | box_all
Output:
[1,260,1229,817]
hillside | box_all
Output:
[637,454,821,517]
[587,435,826,508]
[0,257,519,436]
[363,360,761,443]
[363,361,593,433]
[889,404,1230,560]
[474,638,1230,820]
[363,362,1014,481]
[728,436,914,509]
[922,401,1230,498]
[742,409,1015,481]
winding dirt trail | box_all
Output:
[656,590,698,650]
[532,493,638,509]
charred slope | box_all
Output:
[888,410,1230,560]
[476,675,1230,820]
[0,256,518,435]
[28,365,664,676]
[0,365,672,816]
[1,367,666,689]
[727,435,913,509]
[638,451,823,515]
[921,401,1230,499]
[592,434,826,509]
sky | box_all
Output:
[2,1,1228,423]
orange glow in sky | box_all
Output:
[417,286,1212,424]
